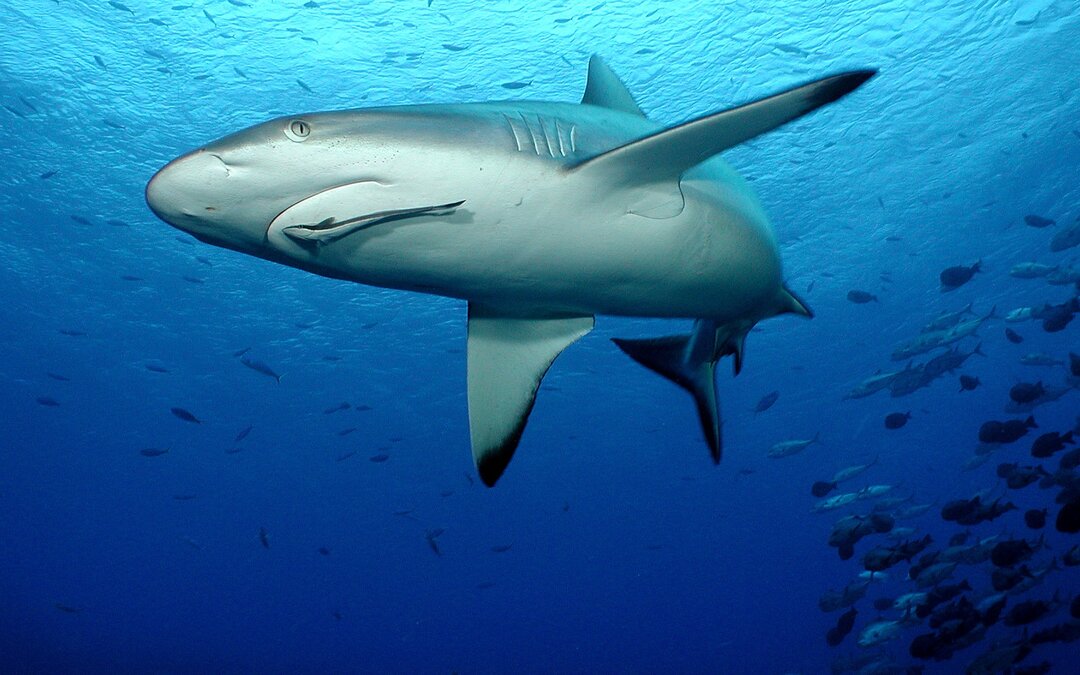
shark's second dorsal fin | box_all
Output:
[569,70,875,187]
[581,55,645,118]
[467,304,593,486]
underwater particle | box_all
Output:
[846,289,877,303]
[170,407,201,423]
[1024,214,1055,228]
[139,447,169,457]
[1005,328,1023,344]
[958,374,980,392]
[884,412,910,429]
[36,396,60,407]
[939,261,981,291]
[1024,508,1047,529]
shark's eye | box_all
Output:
[285,119,311,142]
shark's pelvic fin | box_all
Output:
[613,319,747,463]
[780,285,814,318]
[466,305,593,486]
[569,70,876,186]
[581,55,645,118]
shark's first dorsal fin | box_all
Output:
[581,55,645,118]
[570,70,875,186]
[466,304,593,486]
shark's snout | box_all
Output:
[146,149,230,230]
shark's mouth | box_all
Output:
[267,180,465,251]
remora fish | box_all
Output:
[145,55,875,486]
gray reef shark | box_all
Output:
[146,56,874,486]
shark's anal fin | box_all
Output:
[613,319,751,463]
[466,305,593,486]
[581,55,645,118]
[569,70,876,187]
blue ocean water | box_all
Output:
[2,0,1079,672]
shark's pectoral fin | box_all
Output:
[467,305,593,486]
[581,55,645,118]
[568,70,876,187]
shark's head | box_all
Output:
[146,116,333,254]
[146,111,471,262]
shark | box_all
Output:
[145,56,874,486]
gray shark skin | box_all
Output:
[146,56,874,486]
